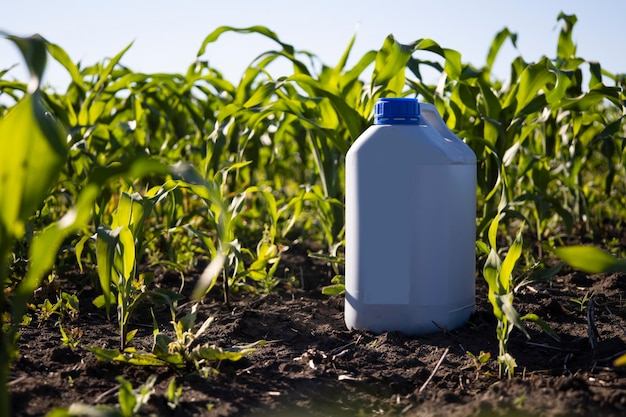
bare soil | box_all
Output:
[9,240,626,417]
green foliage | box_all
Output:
[0,34,68,417]
[482,208,558,378]
[59,323,82,349]
[483,212,528,378]
[87,302,263,375]
[47,375,157,417]
[94,188,165,349]
[555,245,626,273]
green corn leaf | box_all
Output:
[483,248,501,293]
[113,192,146,240]
[125,329,138,346]
[5,34,47,92]
[190,340,263,362]
[86,346,169,367]
[117,226,136,283]
[77,41,133,125]
[554,246,626,274]
[243,80,280,109]
[153,333,173,357]
[442,48,462,80]
[521,313,559,341]
[197,25,294,58]
[334,31,356,73]
[476,240,489,256]
[487,213,500,249]
[556,13,578,61]
[498,223,524,293]
[372,34,412,93]
[288,73,365,143]
[192,252,226,300]
[558,85,622,111]
[495,292,529,338]
[92,294,112,309]
[477,78,502,119]
[11,186,97,326]
[486,28,517,73]
[96,225,120,318]
[0,93,67,239]
[545,65,573,104]
[74,234,91,273]
[412,38,463,80]
[92,41,133,93]
[46,41,85,90]
[511,58,553,115]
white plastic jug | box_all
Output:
[344,97,476,335]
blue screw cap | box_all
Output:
[374,98,420,125]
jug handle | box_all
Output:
[419,103,462,143]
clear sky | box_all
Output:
[1,1,623,90]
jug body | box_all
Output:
[344,98,476,335]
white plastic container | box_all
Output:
[345,98,476,335]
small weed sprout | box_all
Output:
[59,324,83,349]
[463,350,492,379]
[570,291,592,312]
[87,297,263,374]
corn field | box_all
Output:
[1,12,625,416]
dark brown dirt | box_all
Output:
[9,241,626,417]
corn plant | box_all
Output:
[420,13,625,245]
[482,211,527,378]
[483,207,558,378]
[0,34,68,417]
[95,189,161,349]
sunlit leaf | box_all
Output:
[521,313,559,341]
[556,13,578,61]
[96,226,119,318]
[486,28,517,73]
[5,34,47,92]
[498,223,524,293]
[46,41,85,90]
[0,93,66,238]
[554,246,626,274]
[495,293,529,338]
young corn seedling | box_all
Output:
[95,186,170,350]
[239,186,289,293]
[483,212,557,378]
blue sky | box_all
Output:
[1,1,623,89]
